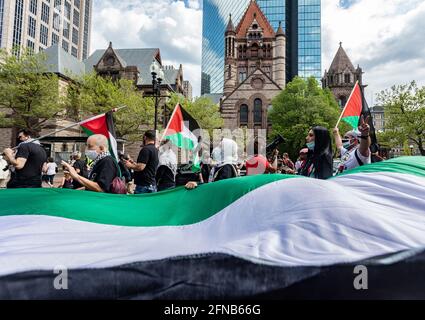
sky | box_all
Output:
[91,0,425,104]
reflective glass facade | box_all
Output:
[297,0,321,79]
[201,0,322,94]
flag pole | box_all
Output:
[159,103,180,143]
[335,81,359,128]
[15,106,127,148]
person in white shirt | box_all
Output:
[45,157,58,187]
[333,116,372,173]
[0,155,11,189]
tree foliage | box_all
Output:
[269,76,348,159]
[0,48,63,135]
[66,72,155,144]
[377,81,425,155]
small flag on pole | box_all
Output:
[338,81,363,129]
[80,111,118,161]
[162,104,201,171]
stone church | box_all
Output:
[322,43,365,107]
[220,0,286,131]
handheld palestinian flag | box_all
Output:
[79,111,118,161]
[339,81,363,129]
[163,104,201,170]
[1,157,425,299]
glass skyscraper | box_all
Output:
[201,0,321,95]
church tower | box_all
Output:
[273,21,286,88]
[322,43,365,107]
[223,14,237,98]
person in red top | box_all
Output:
[245,141,277,176]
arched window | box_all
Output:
[254,99,262,124]
[240,104,248,125]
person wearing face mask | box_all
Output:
[62,134,118,193]
[124,130,159,194]
[333,115,372,173]
[299,126,333,180]
[2,129,47,189]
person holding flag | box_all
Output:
[334,116,371,173]
[61,109,125,193]
[62,134,118,193]
[334,81,372,173]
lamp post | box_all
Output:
[150,59,165,131]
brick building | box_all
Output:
[220,1,286,131]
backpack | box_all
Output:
[110,176,127,194]
[110,160,127,194]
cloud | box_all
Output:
[91,0,202,97]
[323,0,425,105]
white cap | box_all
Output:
[345,130,361,140]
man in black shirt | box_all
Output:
[125,130,159,194]
[3,129,47,189]
[62,134,117,193]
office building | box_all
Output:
[0,0,92,60]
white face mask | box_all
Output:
[85,149,98,161]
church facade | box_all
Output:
[220,1,286,131]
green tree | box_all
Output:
[168,93,223,134]
[269,76,348,159]
[67,72,155,144]
[377,81,425,156]
[0,48,62,137]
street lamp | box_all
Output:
[150,59,165,131]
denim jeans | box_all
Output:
[134,185,157,194]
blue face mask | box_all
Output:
[306,142,315,151]
[85,149,98,161]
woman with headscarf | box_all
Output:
[300,126,333,180]
[156,139,177,192]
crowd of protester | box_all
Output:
[1,117,378,193]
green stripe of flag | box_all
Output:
[342,115,360,129]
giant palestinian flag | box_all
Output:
[1,157,425,299]
[340,81,363,129]
[80,111,118,160]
